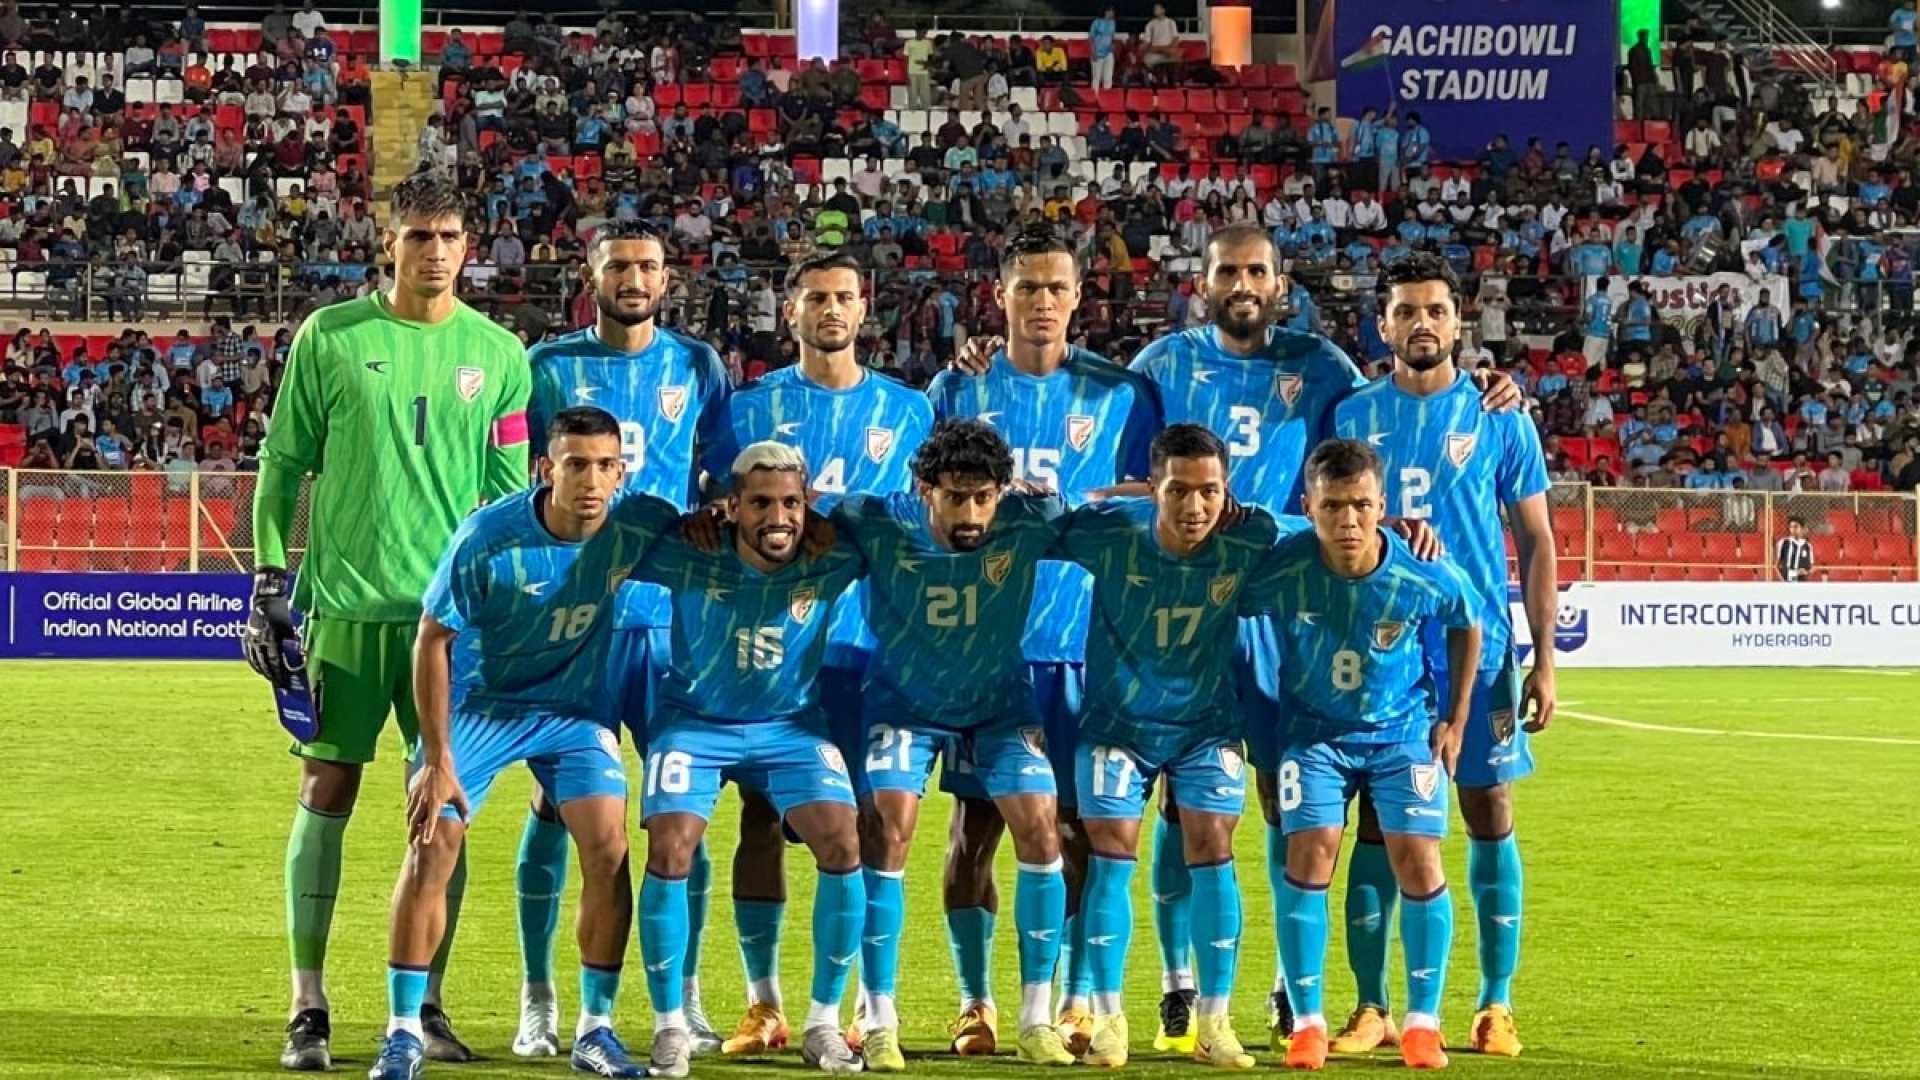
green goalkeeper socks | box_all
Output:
[286,802,350,1003]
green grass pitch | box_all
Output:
[1,664,1914,1079]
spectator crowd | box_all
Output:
[0,2,1918,500]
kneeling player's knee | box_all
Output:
[1457,784,1513,839]
[644,818,701,878]
[1385,837,1446,896]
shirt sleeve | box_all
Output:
[1496,414,1551,505]
[1118,371,1164,481]
[698,400,742,492]
[252,317,328,568]
[1433,560,1477,630]
[482,343,532,503]
[422,523,486,632]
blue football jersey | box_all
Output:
[1332,371,1548,667]
[527,326,732,630]
[425,488,680,722]
[1247,528,1477,745]
[702,364,935,668]
[927,348,1163,662]
[636,533,864,725]
[1057,498,1290,763]
[1131,326,1366,514]
[832,491,1068,730]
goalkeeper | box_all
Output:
[243,175,532,1072]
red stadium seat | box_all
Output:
[1125,89,1155,113]
[682,83,711,108]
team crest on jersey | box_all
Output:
[595,727,622,759]
[1217,745,1245,780]
[865,427,895,463]
[817,744,849,775]
[1066,414,1096,451]
[789,586,818,623]
[1208,573,1240,607]
[1410,763,1441,802]
[1446,432,1478,467]
[1274,373,1303,408]
[455,366,486,402]
[1490,708,1516,745]
[658,386,689,422]
[1373,620,1407,650]
[608,567,631,595]
[983,550,1013,586]
[1020,727,1047,758]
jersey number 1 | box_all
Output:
[411,396,429,447]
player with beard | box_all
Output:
[634,442,869,1079]
[931,228,1163,1059]
[512,221,734,1056]
[1329,253,1555,1058]
[700,253,934,1057]
[1129,224,1520,1052]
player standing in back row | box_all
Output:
[243,176,531,1071]
[513,221,733,1057]
[1330,254,1556,1058]
[929,227,1163,1059]
[700,252,933,1057]
[1128,225,1518,1050]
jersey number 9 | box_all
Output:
[620,422,647,469]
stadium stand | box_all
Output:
[0,6,1916,584]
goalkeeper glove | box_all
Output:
[244,566,298,688]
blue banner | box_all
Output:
[0,572,253,659]
[1332,0,1619,164]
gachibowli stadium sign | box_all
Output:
[1513,582,1920,667]
[1327,0,1619,162]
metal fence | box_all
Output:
[3,468,1913,583]
[1538,482,1919,583]
[0,468,309,574]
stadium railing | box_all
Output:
[2,468,1912,583]
[0,468,308,574]
[1532,482,1919,583]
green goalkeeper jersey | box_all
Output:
[254,293,531,623]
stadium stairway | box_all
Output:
[370,68,438,202]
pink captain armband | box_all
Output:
[492,411,529,447]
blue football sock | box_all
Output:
[1015,860,1067,990]
[515,811,570,987]
[1264,824,1288,988]
[580,962,621,1019]
[1060,910,1093,1002]
[1344,839,1398,1009]
[1083,854,1136,1012]
[811,867,865,1010]
[735,897,785,998]
[638,871,688,1014]
[685,841,711,979]
[862,868,906,999]
[1400,886,1453,1019]
[1469,834,1523,1009]
[1188,859,1241,1007]
[387,964,428,1023]
[945,906,996,1006]
[1276,876,1329,1022]
[1151,816,1193,990]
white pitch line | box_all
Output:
[1558,707,1920,747]
[1837,668,1916,677]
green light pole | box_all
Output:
[380,0,422,64]
[1621,0,1662,62]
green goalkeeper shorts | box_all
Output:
[294,618,420,765]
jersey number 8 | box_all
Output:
[1330,648,1363,690]
[1276,758,1303,811]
